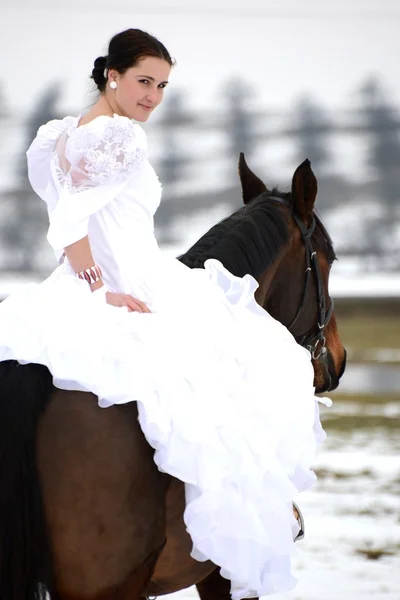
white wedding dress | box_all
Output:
[0,114,328,598]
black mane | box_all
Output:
[178,190,290,278]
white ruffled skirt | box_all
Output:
[0,257,327,598]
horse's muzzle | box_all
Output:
[314,348,346,393]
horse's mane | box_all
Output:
[178,190,336,277]
[178,190,290,278]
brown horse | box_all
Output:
[0,157,346,600]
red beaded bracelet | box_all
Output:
[77,265,103,285]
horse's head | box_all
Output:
[238,153,346,394]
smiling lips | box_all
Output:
[139,104,154,111]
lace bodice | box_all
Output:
[55,115,149,192]
[26,114,162,263]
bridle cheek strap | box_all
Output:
[288,212,334,360]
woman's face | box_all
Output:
[108,56,171,122]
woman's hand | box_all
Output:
[105,292,151,313]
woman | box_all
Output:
[0,28,323,599]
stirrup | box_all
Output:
[293,502,305,542]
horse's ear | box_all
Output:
[291,159,318,223]
[238,153,268,205]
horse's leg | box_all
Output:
[196,568,231,600]
[196,568,258,600]
[147,477,215,596]
[36,389,169,600]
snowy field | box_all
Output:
[166,397,400,600]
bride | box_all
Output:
[0,27,327,598]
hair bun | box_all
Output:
[91,56,108,89]
[94,56,107,69]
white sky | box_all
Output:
[2,0,399,114]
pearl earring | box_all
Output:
[109,81,117,90]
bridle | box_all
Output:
[285,211,334,360]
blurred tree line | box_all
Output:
[0,76,399,272]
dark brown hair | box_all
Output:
[91,28,174,92]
